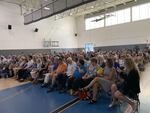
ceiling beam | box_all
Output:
[0,0,20,5]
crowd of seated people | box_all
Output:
[0,47,149,112]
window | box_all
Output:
[132,3,150,21]
[85,15,104,30]
[105,12,117,26]
[117,8,130,24]
[84,2,150,30]
[85,43,94,52]
[105,8,130,26]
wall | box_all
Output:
[0,2,78,50]
[0,48,79,56]
[76,16,150,48]
[1,1,150,53]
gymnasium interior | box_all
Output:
[0,0,150,113]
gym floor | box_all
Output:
[0,63,149,113]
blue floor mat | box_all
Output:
[0,84,75,113]
[0,83,32,100]
[0,83,127,113]
[62,98,122,113]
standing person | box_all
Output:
[110,57,140,112]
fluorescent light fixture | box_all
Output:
[91,6,94,8]
[44,7,50,10]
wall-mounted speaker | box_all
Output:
[34,28,38,32]
[8,25,12,30]
[75,33,77,37]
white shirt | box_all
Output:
[25,60,33,69]
[119,59,124,67]
[66,61,76,76]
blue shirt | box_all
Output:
[73,65,87,78]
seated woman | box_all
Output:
[109,71,127,108]
[118,55,125,70]
[96,55,105,68]
[30,58,42,83]
[109,57,140,112]
[82,58,116,104]
[82,58,99,87]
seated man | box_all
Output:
[67,59,87,95]
[82,58,99,87]
[64,57,77,93]
[47,57,67,93]
[17,55,33,82]
[58,57,76,93]
[66,57,76,78]
[0,64,10,78]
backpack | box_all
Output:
[78,90,88,100]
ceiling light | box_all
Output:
[44,7,50,10]
[91,6,94,8]
[70,13,73,15]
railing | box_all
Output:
[24,0,96,25]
